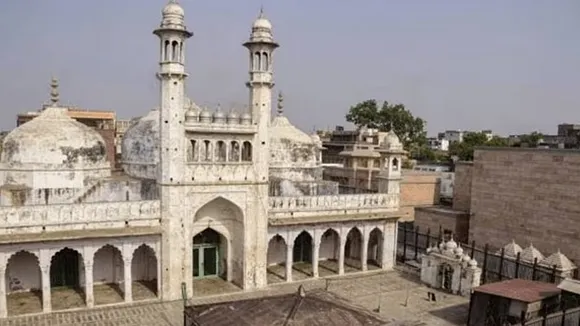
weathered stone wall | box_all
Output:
[269,178,338,196]
[452,162,473,212]
[414,206,470,243]
[399,170,441,222]
[469,148,580,264]
[95,129,116,169]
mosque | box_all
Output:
[0,1,403,317]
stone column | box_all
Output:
[312,239,320,278]
[0,266,6,318]
[339,240,346,275]
[381,222,394,270]
[84,262,94,308]
[285,244,293,282]
[40,265,51,313]
[123,258,133,303]
[361,232,369,272]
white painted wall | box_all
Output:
[319,231,339,260]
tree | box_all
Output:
[515,132,543,147]
[448,132,508,161]
[345,99,427,151]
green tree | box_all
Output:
[345,99,427,151]
[515,132,543,147]
[448,132,508,161]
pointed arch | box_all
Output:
[93,244,124,305]
[367,227,383,268]
[194,196,244,224]
[293,231,313,263]
[261,52,269,71]
[319,228,340,262]
[50,247,85,310]
[266,234,287,283]
[131,244,158,299]
[6,251,42,315]
[345,227,363,271]
[253,51,261,71]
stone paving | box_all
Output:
[0,267,470,326]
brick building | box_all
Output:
[416,147,580,265]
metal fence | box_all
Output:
[396,224,578,286]
[520,306,580,326]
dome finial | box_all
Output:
[277,91,284,116]
[50,76,59,106]
[259,5,265,18]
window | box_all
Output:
[241,141,252,161]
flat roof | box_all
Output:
[474,279,560,303]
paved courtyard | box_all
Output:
[0,267,469,326]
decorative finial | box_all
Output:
[216,103,222,112]
[259,5,264,18]
[277,91,284,116]
[50,76,59,106]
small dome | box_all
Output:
[521,244,544,262]
[213,107,226,123]
[454,245,464,256]
[500,240,523,257]
[311,133,321,143]
[469,259,478,267]
[162,2,185,17]
[462,254,471,262]
[199,108,212,123]
[445,238,458,251]
[1,107,108,170]
[252,9,272,30]
[382,130,403,151]
[185,110,198,122]
[227,111,239,124]
[240,112,252,125]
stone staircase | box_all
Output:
[73,180,103,204]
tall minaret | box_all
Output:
[243,8,279,181]
[154,0,192,185]
[153,0,192,301]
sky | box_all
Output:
[0,0,578,137]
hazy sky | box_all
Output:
[0,1,578,136]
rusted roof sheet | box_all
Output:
[474,279,560,303]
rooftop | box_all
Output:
[473,279,560,303]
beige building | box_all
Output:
[0,3,404,318]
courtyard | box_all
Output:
[0,267,470,326]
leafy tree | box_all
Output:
[448,132,508,161]
[345,99,427,151]
[514,132,543,147]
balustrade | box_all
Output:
[268,193,398,212]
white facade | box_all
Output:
[0,2,403,318]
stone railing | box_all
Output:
[268,193,398,213]
[0,200,161,234]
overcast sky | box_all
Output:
[0,0,578,136]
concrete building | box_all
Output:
[427,137,449,151]
[0,3,402,318]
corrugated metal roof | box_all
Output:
[474,279,560,303]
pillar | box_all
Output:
[361,231,369,272]
[123,258,133,303]
[285,244,293,282]
[339,239,346,275]
[0,266,6,318]
[40,265,51,313]
[312,238,320,278]
[382,222,394,270]
[84,262,94,307]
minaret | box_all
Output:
[154,0,192,185]
[243,8,279,182]
[153,0,192,301]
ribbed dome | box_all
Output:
[1,107,107,169]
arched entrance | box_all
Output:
[5,251,42,316]
[193,228,224,279]
[318,228,340,276]
[367,228,383,269]
[266,235,286,284]
[93,245,124,305]
[50,248,85,310]
[344,227,363,272]
[193,196,244,288]
[131,244,158,300]
[292,231,313,279]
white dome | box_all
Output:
[121,109,159,179]
[253,17,272,30]
[381,130,403,151]
[1,107,108,169]
[162,2,184,17]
